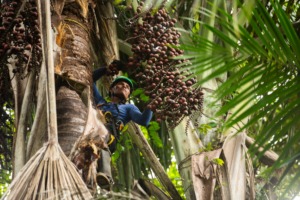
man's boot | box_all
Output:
[96,150,113,190]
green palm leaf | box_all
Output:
[178,0,300,197]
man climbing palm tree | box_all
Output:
[92,61,153,189]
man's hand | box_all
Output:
[106,60,126,76]
[112,60,126,70]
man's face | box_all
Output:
[110,81,131,100]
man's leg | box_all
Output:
[96,133,117,189]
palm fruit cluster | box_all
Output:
[105,62,120,76]
[105,60,125,76]
[121,2,204,129]
[0,0,42,158]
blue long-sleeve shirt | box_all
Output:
[93,66,152,127]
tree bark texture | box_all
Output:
[56,2,94,88]
[56,86,88,156]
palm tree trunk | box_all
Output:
[59,2,94,86]
[54,2,94,156]
[52,1,119,194]
[56,86,88,156]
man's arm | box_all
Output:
[93,66,107,105]
[129,105,153,127]
[92,60,124,105]
[93,66,107,82]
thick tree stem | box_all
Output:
[14,69,36,175]
[8,59,29,178]
[29,106,47,159]
[168,119,199,200]
[41,0,58,141]
[127,122,182,200]
[245,136,279,166]
[26,64,46,161]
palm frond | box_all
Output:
[178,0,300,197]
[1,142,92,200]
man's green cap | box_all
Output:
[109,76,134,97]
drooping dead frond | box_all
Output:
[191,149,233,200]
[71,139,106,195]
[1,141,92,200]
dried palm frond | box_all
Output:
[1,141,92,200]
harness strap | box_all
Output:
[107,134,115,145]
[96,101,125,119]
[96,102,125,142]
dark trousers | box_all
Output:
[107,133,117,154]
[104,123,118,154]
